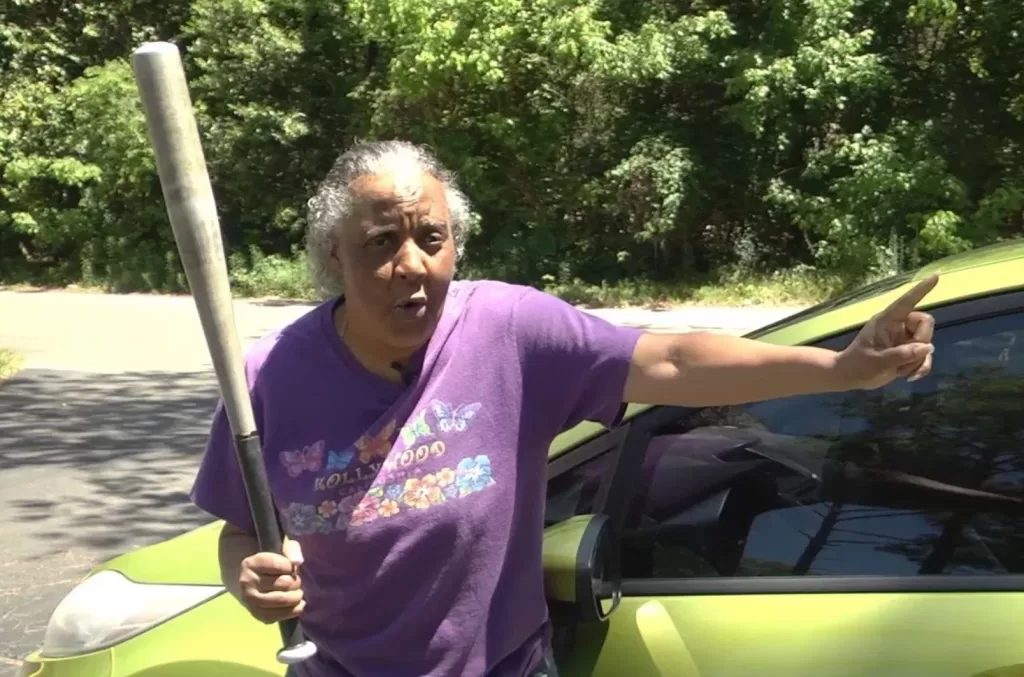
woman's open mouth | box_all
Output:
[393,297,428,321]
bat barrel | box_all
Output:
[130,41,254,437]
[131,41,315,665]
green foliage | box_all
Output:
[228,245,316,300]
[0,348,23,381]
[1,0,1022,299]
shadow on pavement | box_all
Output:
[0,369,221,669]
[0,369,219,559]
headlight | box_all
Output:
[40,570,223,658]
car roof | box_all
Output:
[547,238,1024,460]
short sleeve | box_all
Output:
[514,286,644,434]
[189,391,263,536]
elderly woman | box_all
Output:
[190,140,937,677]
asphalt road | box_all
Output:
[0,289,801,674]
[0,370,218,672]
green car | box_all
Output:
[22,240,1024,677]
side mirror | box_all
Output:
[542,514,621,623]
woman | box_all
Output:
[190,140,937,677]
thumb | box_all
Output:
[879,342,933,368]
[282,537,304,568]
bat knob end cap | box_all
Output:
[277,641,317,665]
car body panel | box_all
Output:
[94,521,224,586]
[562,593,1024,677]
[22,594,282,677]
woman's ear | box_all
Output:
[328,241,344,275]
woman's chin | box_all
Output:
[386,310,437,347]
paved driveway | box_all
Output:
[0,289,802,673]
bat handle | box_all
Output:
[234,434,318,665]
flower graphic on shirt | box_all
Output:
[355,420,396,464]
[317,500,338,519]
[281,503,325,536]
[456,456,495,496]
[350,493,381,526]
[401,475,445,510]
[435,467,456,487]
[385,483,404,501]
[378,499,400,518]
[337,491,365,515]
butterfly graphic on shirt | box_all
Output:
[355,419,397,464]
[430,400,482,434]
[279,440,325,478]
[399,409,433,447]
[326,449,355,471]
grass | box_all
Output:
[223,251,858,307]
[0,348,24,382]
[544,267,856,308]
[3,253,861,308]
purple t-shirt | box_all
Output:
[190,280,643,677]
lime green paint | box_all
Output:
[633,601,701,677]
[94,521,224,585]
[541,515,594,603]
[753,239,1024,349]
[18,650,110,677]
[558,593,1024,677]
[916,237,1024,277]
[26,593,282,677]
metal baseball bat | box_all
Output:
[130,40,316,666]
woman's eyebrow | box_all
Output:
[364,224,398,238]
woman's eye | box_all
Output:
[423,230,446,245]
[368,234,392,248]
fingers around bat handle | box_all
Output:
[277,618,317,665]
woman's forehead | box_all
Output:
[348,172,449,221]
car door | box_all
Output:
[548,290,1024,677]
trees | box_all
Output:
[1,0,1021,295]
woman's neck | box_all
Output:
[334,305,413,384]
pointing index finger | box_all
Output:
[881,274,939,319]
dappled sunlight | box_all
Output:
[0,369,221,666]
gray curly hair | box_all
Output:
[305,139,472,297]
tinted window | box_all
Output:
[621,310,1024,579]
[545,452,612,526]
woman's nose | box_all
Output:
[393,241,427,281]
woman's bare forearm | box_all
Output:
[624,331,847,407]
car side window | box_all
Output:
[619,309,1024,579]
[545,451,613,526]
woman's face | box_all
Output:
[333,170,456,352]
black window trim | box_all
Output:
[559,288,1024,597]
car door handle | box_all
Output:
[636,600,702,677]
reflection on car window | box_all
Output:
[621,309,1024,579]
[545,452,612,526]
